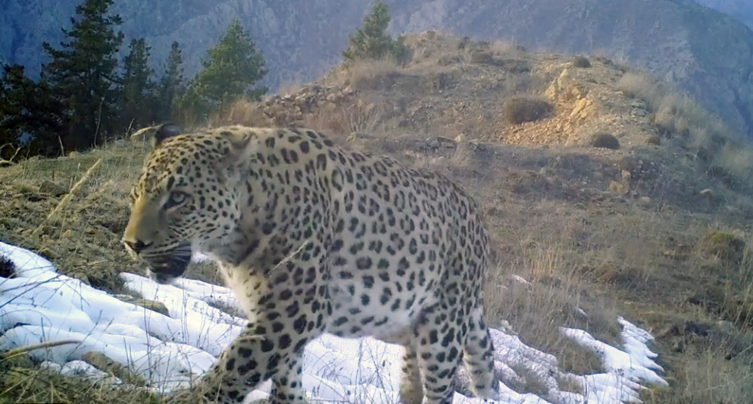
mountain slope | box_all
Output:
[387,0,753,137]
[1,0,752,138]
[693,0,753,28]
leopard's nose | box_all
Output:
[123,239,151,254]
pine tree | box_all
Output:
[42,0,124,150]
[342,0,410,63]
[0,64,66,158]
[157,41,185,121]
[121,38,155,129]
[181,18,267,117]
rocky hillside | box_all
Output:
[2,0,753,140]
[5,32,753,403]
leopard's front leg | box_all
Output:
[166,258,330,403]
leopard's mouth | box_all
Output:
[142,243,192,284]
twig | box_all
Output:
[0,143,22,166]
[0,339,82,360]
[125,118,135,140]
[30,158,103,237]
[57,135,65,157]
[269,240,312,275]
[94,96,104,147]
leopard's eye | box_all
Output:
[165,191,190,209]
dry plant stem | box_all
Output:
[0,339,82,360]
[268,240,312,275]
[30,158,103,238]
[129,124,159,143]
[0,143,22,166]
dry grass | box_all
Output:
[323,56,403,90]
[207,99,271,129]
[616,72,753,191]
[0,359,160,404]
[304,102,389,136]
[642,344,753,404]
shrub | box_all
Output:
[504,96,554,124]
[646,135,661,146]
[572,56,591,68]
[470,51,496,65]
[696,231,747,263]
[588,133,620,150]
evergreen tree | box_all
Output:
[181,19,267,117]
[157,41,185,121]
[343,0,410,64]
[42,0,124,150]
[0,64,67,158]
[121,38,156,129]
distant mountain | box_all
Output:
[693,0,753,28]
[1,0,752,137]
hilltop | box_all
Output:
[3,32,753,403]
[3,0,753,138]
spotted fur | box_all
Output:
[123,124,500,404]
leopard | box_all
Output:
[122,123,500,404]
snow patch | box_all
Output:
[0,241,667,403]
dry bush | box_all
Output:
[642,344,753,404]
[207,99,271,128]
[304,101,387,136]
[504,96,554,124]
[716,142,753,183]
[587,132,620,150]
[276,74,305,97]
[616,72,659,104]
[572,56,591,68]
[325,57,402,90]
[488,40,520,55]
[695,230,747,263]
[470,51,496,65]
[617,71,753,190]
[646,135,661,146]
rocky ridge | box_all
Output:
[2,0,753,138]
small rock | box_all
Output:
[39,180,67,196]
[700,189,713,200]
[426,137,441,149]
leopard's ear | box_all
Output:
[129,123,184,148]
[218,128,258,172]
[153,123,184,146]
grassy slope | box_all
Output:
[3,32,753,403]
